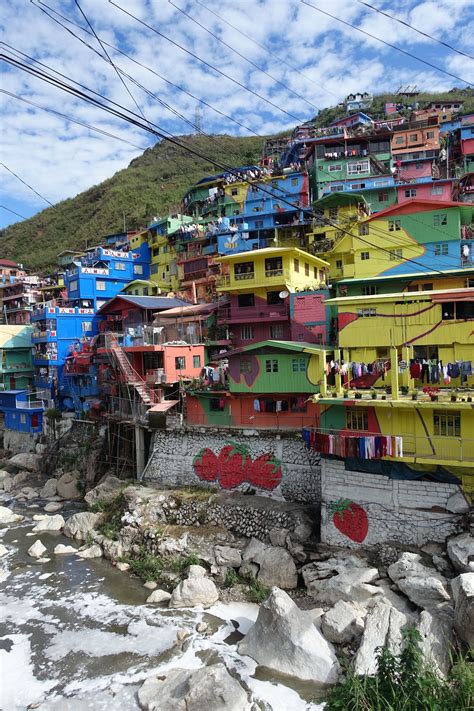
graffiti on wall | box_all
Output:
[330,498,368,543]
[193,441,283,490]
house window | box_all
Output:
[432,185,444,195]
[82,321,93,332]
[210,398,225,412]
[314,266,318,278]
[255,220,264,228]
[193,355,201,368]
[150,264,158,274]
[69,280,78,292]
[389,248,403,261]
[346,408,368,431]
[269,324,284,339]
[389,219,401,232]
[361,251,370,260]
[238,293,255,308]
[358,224,369,235]
[405,189,417,198]
[336,259,343,269]
[378,191,389,201]
[96,281,106,291]
[434,411,461,437]
[265,359,278,373]
[294,258,299,272]
[267,291,283,305]
[175,356,186,370]
[231,188,238,196]
[234,261,254,280]
[422,283,433,291]
[347,160,369,175]
[265,257,283,276]
[433,213,447,226]
[426,130,435,139]
[328,164,342,172]
[415,163,424,170]
[292,357,306,372]
[134,265,144,275]
[241,326,254,340]
[240,359,253,373]
[163,245,168,254]
[20,414,26,424]
[291,177,298,185]
[143,287,149,296]
[441,302,474,320]
[152,248,159,257]
[409,133,418,142]
[362,286,377,295]
[357,308,376,317]
[434,243,449,256]
[395,136,404,144]
[304,263,310,276]
[115,262,126,270]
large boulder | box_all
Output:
[238,587,340,685]
[146,589,172,604]
[451,572,474,649]
[0,506,23,524]
[354,601,410,676]
[321,600,367,644]
[388,552,450,609]
[76,544,103,559]
[137,663,250,711]
[84,475,123,507]
[40,478,57,498]
[169,576,219,609]
[32,514,65,533]
[63,512,104,541]
[56,471,81,500]
[28,539,47,558]
[8,452,41,472]
[418,609,455,678]
[54,544,77,555]
[0,543,8,557]
[240,538,297,589]
[214,545,242,568]
[302,556,380,605]
[447,533,474,573]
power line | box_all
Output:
[0,162,54,206]
[0,205,28,220]
[109,0,306,123]
[300,0,473,87]
[356,0,474,61]
[168,0,321,112]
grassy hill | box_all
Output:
[0,134,264,272]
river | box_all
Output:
[0,496,324,710]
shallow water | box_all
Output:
[0,497,325,710]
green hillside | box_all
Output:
[0,134,264,271]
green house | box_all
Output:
[0,325,34,391]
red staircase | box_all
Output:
[105,333,159,406]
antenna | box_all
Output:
[194,104,202,134]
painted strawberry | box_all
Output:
[217,442,251,489]
[193,448,219,481]
[330,499,368,543]
[247,453,283,490]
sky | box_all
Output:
[1,0,473,230]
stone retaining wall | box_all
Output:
[144,429,320,504]
[321,458,464,547]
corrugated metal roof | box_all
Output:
[98,295,189,312]
[218,339,329,358]
[148,400,179,413]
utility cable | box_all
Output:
[356,0,474,61]
[109,0,306,123]
[300,0,473,87]
[0,161,54,206]
[0,205,28,220]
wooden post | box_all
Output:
[391,346,399,400]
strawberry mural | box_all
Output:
[330,499,368,543]
[192,443,284,490]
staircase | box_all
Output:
[105,333,159,406]
[369,154,389,175]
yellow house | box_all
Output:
[309,192,368,245]
[122,280,161,297]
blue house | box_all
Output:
[0,390,43,434]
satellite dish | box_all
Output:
[279,290,290,299]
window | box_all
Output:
[434,412,461,437]
[267,291,283,305]
[441,301,474,320]
[378,191,389,201]
[361,251,370,260]
[163,245,168,254]
[234,261,254,279]
[255,220,264,229]
[362,285,378,296]
[269,324,284,339]
[358,224,369,236]
[426,130,435,139]
[415,163,424,170]
[405,189,417,198]
[389,248,403,261]
[265,257,282,275]
[175,356,186,370]
[193,355,201,368]
[328,164,342,172]
[304,262,310,276]
[210,398,225,412]
[20,414,26,424]
[231,188,238,196]
[347,160,369,175]
[314,266,318,278]
[407,284,419,292]
[291,177,298,185]
[336,259,343,269]
[82,321,93,332]
[134,265,144,275]
[292,357,306,372]
[441,302,455,320]
[69,279,78,292]
[389,220,402,232]
[265,358,278,373]
[357,307,376,317]
[409,133,418,142]
[395,136,404,144]
[294,258,300,273]
[115,262,126,270]
[346,408,368,431]
[433,213,447,226]
[152,248,159,257]
[422,283,433,291]
[241,326,254,340]
[238,293,255,308]
[431,185,444,195]
[240,359,253,373]
[150,264,158,274]
[96,281,106,291]
[143,287,149,296]
[434,243,448,256]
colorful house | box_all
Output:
[0,277,42,325]
[0,389,43,434]
[0,324,34,391]
[148,215,192,292]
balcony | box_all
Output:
[16,400,43,410]
[235,272,255,281]
[223,305,289,324]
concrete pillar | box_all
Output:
[135,424,145,480]
[335,373,344,396]
[320,368,328,397]
[390,346,399,400]
[402,346,414,389]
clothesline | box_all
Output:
[302,428,403,460]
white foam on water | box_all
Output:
[0,633,56,710]
[39,573,53,580]
[0,592,55,625]
[207,601,259,634]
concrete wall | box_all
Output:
[144,428,321,504]
[321,457,464,547]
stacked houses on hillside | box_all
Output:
[1,98,473,517]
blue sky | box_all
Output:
[1,0,473,231]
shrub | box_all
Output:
[245,575,270,604]
[224,568,238,588]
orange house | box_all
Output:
[391,126,440,155]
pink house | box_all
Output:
[397,179,453,204]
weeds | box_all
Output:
[224,568,238,588]
[169,554,202,573]
[94,493,125,541]
[126,547,163,582]
[245,575,270,603]
[324,627,474,711]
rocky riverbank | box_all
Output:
[0,447,473,709]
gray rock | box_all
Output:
[11,471,30,488]
[268,527,289,548]
[146,589,172,604]
[302,561,380,604]
[214,545,242,568]
[187,564,207,579]
[100,537,123,561]
[116,562,130,572]
[446,490,469,514]
[2,476,13,493]
[321,600,366,644]
[28,539,47,558]
[396,576,451,610]
[0,470,9,482]
[451,572,474,648]
[44,502,63,513]
[63,511,104,541]
[418,609,454,678]
[354,601,410,675]
[432,555,451,574]
[84,475,123,507]
[388,552,433,582]
[8,452,41,472]
[0,505,22,524]
[169,577,219,608]
[137,663,250,711]
[144,581,157,590]
[56,471,81,500]
[447,533,474,573]
[0,543,8,557]
[257,547,298,590]
[76,544,103,559]
[40,479,57,498]
[54,544,77,555]
[238,587,340,685]
[32,514,65,533]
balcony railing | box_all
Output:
[16,400,43,409]
[265,268,283,277]
[235,272,255,281]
